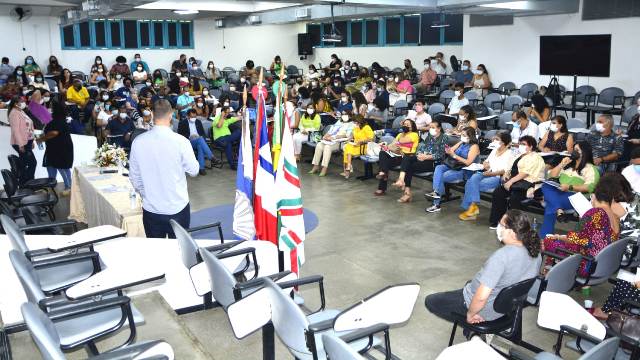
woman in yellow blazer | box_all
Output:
[342,114,374,179]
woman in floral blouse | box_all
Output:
[543,173,632,276]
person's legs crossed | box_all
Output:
[191,138,205,169]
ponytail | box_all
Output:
[504,209,541,258]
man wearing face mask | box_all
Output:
[189,60,205,81]
[439,83,469,127]
[105,103,135,148]
[176,86,195,117]
[211,106,240,170]
[453,60,473,87]
[510,110,539,143]
[622,148,640,193]
[0,57,14,82]
[402,59,417,82]
[414,58,437,95]
[129,53,149,74]
[132,63,148,84]
[430,52,448,75]
[588,114,623,173]
[178,109,214,175]
[110,55,131,78]
[171,54,189,74]
[426,209,541,326]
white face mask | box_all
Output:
[462,65,469,71]
[145,82,151,87]
[119,112,127,119]
[595,123,605,133]
[189,117,196,123]
[549,124,558,132]
[240,78,246,83]
[341,96,348,102]
[96,60,102,64]
[192,67,198,71]
[112,110,119,116]
[306,108,314,115]
[309,69,315,74]
[209,64,214,69]
[334,82,340,87]
[203,90,209,96]
[176,72,182,77]
[311,81,318,87]
[341,114,349,122]
[142,110,151,116]
[137,67,143,72]
[394,77,399,82]
[197,103,204,108]
[424,64,430,69]
[42,96,50,103]
[472,69,482,75]
[454,90,461,97]
[460,135,469,143]
[496,223,505,242]
[459,114,466,121]
[223,102,230,107]
[116,74,122,79]
[429,128,437,136]
[229,86,236,91]
[18,102,26,109]
[518,145,528,154]
[183,91,190,96]
[102,94,109,101]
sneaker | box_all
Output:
[489,224,498,230]
[199,169,206,176]
[425,204,441,213]
[424,191,440,199]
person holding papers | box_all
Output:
[621,147,640,193]
[425,127,480,213]
[459,131,515,221]
[309,112,355,177]
[538,141,599,237]
[542,173,632,277]
[374,119,420,196]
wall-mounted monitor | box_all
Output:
[539,34,611,77]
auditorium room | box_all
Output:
[1,0,640,359]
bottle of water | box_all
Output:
[532,218,538,232]
[129,188,137,209]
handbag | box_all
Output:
[366,141,381,157]
[442,155,464,170]
[607,310,640,347]
[509,180,533,192]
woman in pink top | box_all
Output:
[8,95,37,184]
[395,73,414,94]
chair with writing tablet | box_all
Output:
[526,253,581,306]
[321,333,367,360]
[554,238,629,288]
[21,302,174,360]
[510,334,620,360]
[226,278,420,360]
[10,250,150,356]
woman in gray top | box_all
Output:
[425,209,542,324]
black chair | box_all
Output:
[585,87,625,126]
[448,278,537,353]
[1,169,58,220]
[7,154,58,192]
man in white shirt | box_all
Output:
[129,99,199,238]
[622,148,640,193]
[510,110,539,143]
[447,82,469,116]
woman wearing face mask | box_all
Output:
[90,56,104,74]
[32,72,49,91]
[47,56,63,77]
[471,64,490,97]
[374,119,419,196]
[8,95,37,184]
[352,92,369,119]
[395,72,414,95]
[623,99,640,154]
[458,132,515,221]
[538,115,573,154]
[13,66,29,87]
[27,89,52,128]
[543,173,632,279]
[89,65,109,86]
[334,91,353,114]
[23,56,40,77]
[95,101,114,143]
[309,111,355,177]
[188,78,203,97]
[510,110,539,143]
[489,136,545,227]
[426,127,480,212]
[425,209,541,326]
[132,64,148,83]
[305,65,320,83]
[393,120,448,202]
[138,106,154,130]
[538,141,599,237]
[194,96,210,119]
[344,62,359,83]
[449,105,478,136]
[108,72,125,92]
[346,68,371,94]
[293,105,321,161]
[342,115,374,179]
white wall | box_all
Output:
[462,6,640,95]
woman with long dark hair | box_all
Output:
[36,96,74,195]
[426,209,541,324]
[8,95,37,184]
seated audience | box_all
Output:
[178,108,214,175]
[425,209,541,324]
[375,119,420,196]
[446,82,469,118]
[393,120,448,202]
[459,131,515,221]
[23,55,40,77]
[529,93,551,126]
[352,91,368,118]
[414,59,437,94]
[511,110,539,142]
[538,115,573,153]
[334,91,353,114]
[132,63,148,83]
[0,57,14,82]
[395,72,414,95]
[293,104,321,160]
[538,141,599,237]
[105,103,135,147]
[47,56,63,77]
[89,65,109,85]
[110,56,131,78]
[171,54,188,73]
[0,76,20,100]
[342,115,374,179]
[176,86,195,117]
[189,61,206,81]
[588,114,623,172]
[14,66,28,86]
[543,173,633,277]
[431,52,448,75]
[489,136,545,227]
[402,59,417,81]
[471,64,490,97]
[449,105,478,136]
[621,147,640,193]
[129,53,149,74]
[211,106,240,170]
[406,100,432,133]
[453,60,473,87]
[309,113,355,177]
[65,79,90,134]
[32,73,49,91]
[426,127,480,213]
[625,100,640,154]
[347,68,371,94]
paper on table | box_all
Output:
[477,115,497,121]
[569,128,591,134]
[569,192,592,217]
[616,268,640,283]
[463,163,484,171]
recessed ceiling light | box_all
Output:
[478,1,529,10]
[173,9,199,15]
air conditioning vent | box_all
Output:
[248,15,261,24]
[295,7,309,19]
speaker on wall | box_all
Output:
[298,33,313,56]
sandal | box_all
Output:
[374,190,386,196]
[398,194,412,203]
[392,181,406,190]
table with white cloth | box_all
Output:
[69,166,145,237]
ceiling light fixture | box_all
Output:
[173,9,199,15]
[477,1,529,10]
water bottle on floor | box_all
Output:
[129,188,137,209]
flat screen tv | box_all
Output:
[539,34,611,77]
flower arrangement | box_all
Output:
[94,143,128,168]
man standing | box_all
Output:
[129,99,199,238]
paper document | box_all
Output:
[477,115,497,121]
[543,180,562,189]
[539,152,557,157]
[569,128,591,134]
[569,192,592,217]
[463,163,484,171]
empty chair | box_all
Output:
[439,89,455,106]
[495,81,516,95]
[504,95,524,112]
[498,111,514,130]
[44,78,57,91]
[518,83,538,101]
[286,65,302,79]
[322,333,365,360]
[483,92,503,112]
[71,71,86,81]
[393,99,409,116]
[510,336,620,360]
[567,118,587,130]
[463,90,478,103]
[2,170,58,220]
[227,73,240,83]
[527,254,581,306]
[21,302,174,360]
[391,116,405,129]
[428,103,445,117]
[439,77,454,91]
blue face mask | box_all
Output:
[105,104,111,111]
[26,59,33,64]
[513,121,521,129]
[634,164,640,173]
